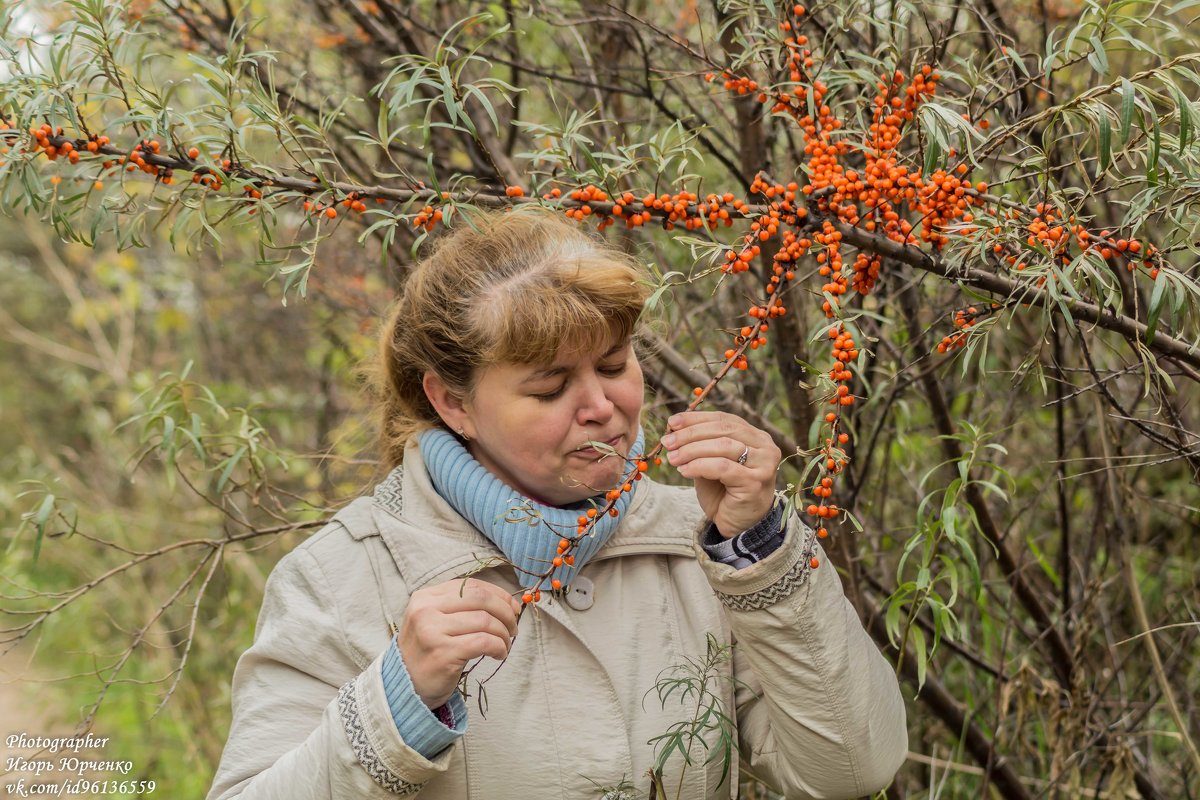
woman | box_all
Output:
[207,206,907,800]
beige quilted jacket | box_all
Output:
[207,440,907,800]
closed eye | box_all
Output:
[532,364,627,402]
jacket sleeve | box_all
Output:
[207,546,457,800]
[692,504,908,800]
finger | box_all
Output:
[436,609,518,642]
[663,417,766,454]
[448,631,512,662]
[438,593,520,639]
[429,579,522,628]
[674,454,754,483]
[665,436,755,469]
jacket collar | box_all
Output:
[369,439,700,592]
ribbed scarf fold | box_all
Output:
[418,426,645,591]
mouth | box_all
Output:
[571,434,623,457]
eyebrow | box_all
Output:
[521,340,628,384]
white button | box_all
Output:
[564,575,595,611]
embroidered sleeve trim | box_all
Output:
[336,680,426,796]
[713,522,819,612]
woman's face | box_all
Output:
[453,337,644,507]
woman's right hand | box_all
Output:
[396,577,523,710]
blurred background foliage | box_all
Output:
[1,0,1198,798]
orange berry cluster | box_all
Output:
[989,202,1161,285]
[191,157,230,190]
[411,204,443,230]
[560,184,617,229]
[620,188,739,231]
[339,191,369,213]
[705,71,759,97]
[128,138,175,183]
[938,307,979,353]
[548,183,758,233]
[720,176,806,277]
[27,123,85,164]
[936,303,1004,353]
[803,325,855,531]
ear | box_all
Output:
[422,372,474,438]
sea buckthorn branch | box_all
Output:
[817,213,1200,374]
[705,12,1196,360]
[10,119,1181,335]
[681,7,1199,558]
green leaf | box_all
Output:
[32,493,55,565]
[1171,84,1192,153]
[885,597,904,646]
[1099,113,1112,171]
[1144,271,1168,343]
[1147,106,1161,185]
[1087,35,1108,75]
[1120,78,1136,143]
[216,444,247,493]
[912,625,928,688]
[924,135,941,177]
[463,84,499,132]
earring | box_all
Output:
[457,427,470,441]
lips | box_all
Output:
[572,434,622,456]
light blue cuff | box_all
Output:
[380,637,468,758]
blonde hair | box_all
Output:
[362,206,652,470]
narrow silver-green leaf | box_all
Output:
[1099,113,1112,171]
[1120,77,1136,143]
[1144,271,1168,343]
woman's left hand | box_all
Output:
[661,411,781,538]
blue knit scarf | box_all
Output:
[418,426,645,592]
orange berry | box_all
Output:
[187,147,200,159]
[325,207,337,218]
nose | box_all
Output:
[574,370,615,426]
